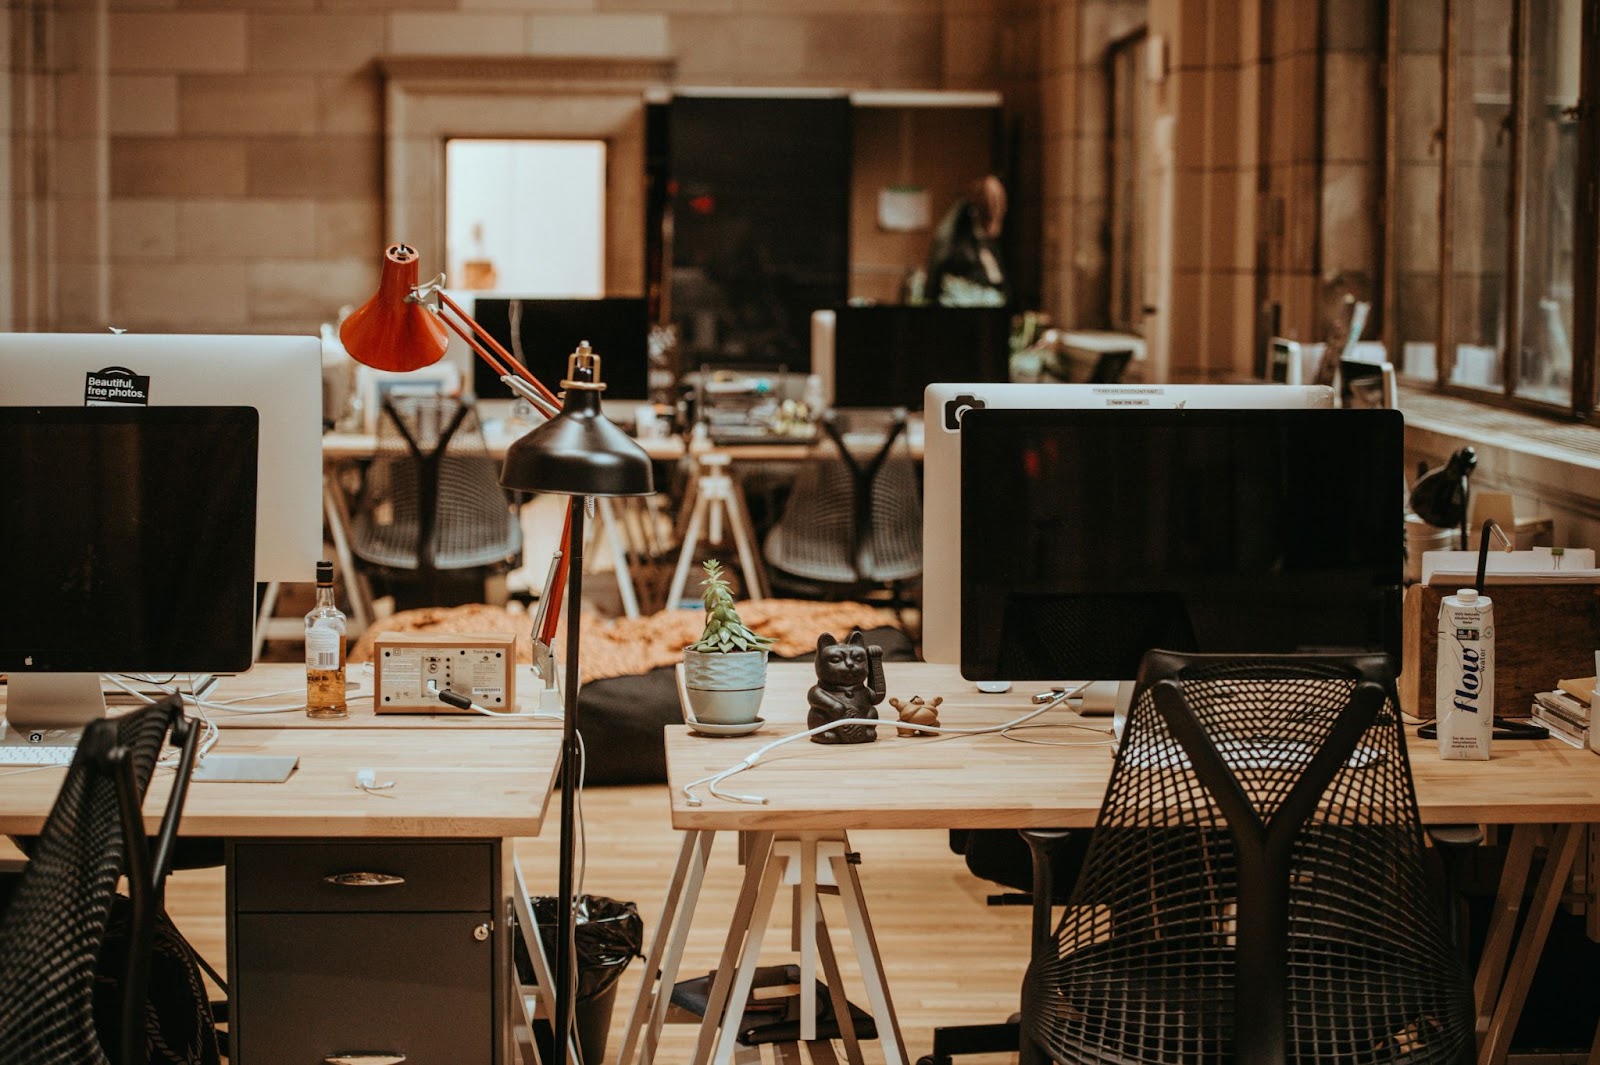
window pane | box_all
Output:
[445,139,606,297]
[1513,0,1581,405]
[1394,4,1445,381]
[1448,0,1512,393]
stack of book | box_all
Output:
[1530,676,1596,749]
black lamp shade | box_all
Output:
[500,387,655,497]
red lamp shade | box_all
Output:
[339,243,450,371]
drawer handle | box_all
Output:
[323,871,406,888]
[324,1055,407,1065]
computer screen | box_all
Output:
[819,305,1011,410]
[920,382,1338,665]
[0,333,320,583]
[0,406,259,725]
[469,297,650,401]
[958,407,1403,682]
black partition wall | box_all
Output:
[667,96,851,372]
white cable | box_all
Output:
[427,679,562,720]
[681,684,1093,807]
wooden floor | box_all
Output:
[161,782,1031,1064]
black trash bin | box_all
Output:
[517,894,643,1063]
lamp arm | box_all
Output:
[409,287,573,650]
[435,291,562,408]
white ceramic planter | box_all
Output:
[682,648,768,724]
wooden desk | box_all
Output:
[0,666,560,1064]
[632,662,1600,1065]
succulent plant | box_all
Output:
[687,560,773,653]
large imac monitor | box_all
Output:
[0,333,321,583]
[469,297,650,402]
[0,407,259,727]
[958,407,1404,683]
[921,382,1337,666]
[813,305,1011,410]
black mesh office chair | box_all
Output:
[0,697,209,1065]
[350,394,522,607]
[1023,651,1473,1065]
[762,411,921,602]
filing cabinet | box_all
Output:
[227,840,508,1064]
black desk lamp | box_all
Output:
[1409,447,1477,549]
[500,343,655,1062]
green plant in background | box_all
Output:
[688,560,774,653]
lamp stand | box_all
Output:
[554,495,587,1063]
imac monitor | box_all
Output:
[0,407,259,727]
[820,305,1011,410]
[921,382,1337,665]
[469,297,650,402]
[958,407,1403,682]
[0,333,321,583]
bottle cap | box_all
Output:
[1454,588,1478,603]
[316,560,334,583]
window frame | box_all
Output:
[1388,0,1600,419]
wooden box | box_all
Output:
[1399,582,1600,718]
[372,631,517,714]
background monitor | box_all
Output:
[815,305,1011,410]
[469,297,650,402]
[1,406,259,726]
[920,382,1338,665]
[1339,358,1398,409]
[0,333,321,584]
[959,407,1403,682]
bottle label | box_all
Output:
[306,625,341,671]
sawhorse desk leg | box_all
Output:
[666,453,768,609]
[620,830,906,1065]
[1476,822,1582,1065]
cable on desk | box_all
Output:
[431,681,562,721]
[680,684,1098,807]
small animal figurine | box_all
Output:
[888,695,943,738]
[807,630,886,744]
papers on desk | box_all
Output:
[1421,547,1600,587]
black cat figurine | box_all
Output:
[806,630,886,744]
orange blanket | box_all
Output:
[349,600,901,684]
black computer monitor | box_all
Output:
[959,407,1403,681]
[469,297,650,401]
[0,406,259,726]
[830,305,1011,410]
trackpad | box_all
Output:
[192,754,299,783]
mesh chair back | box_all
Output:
[763,416,921,586]
[1024,651,1472,1065]
[0,698,203,1065]
[0,718,127,1065]
[351,395,522,572]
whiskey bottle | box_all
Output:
[304,560,348,718]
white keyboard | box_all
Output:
[0,745,76,767]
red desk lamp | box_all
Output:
[341,243,655,1063]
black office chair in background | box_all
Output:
[1022,651,1473,1065]
[0,697,211,1064]
[350,394,523,609]
[762,410,921,607]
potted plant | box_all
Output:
[682,560,773,725]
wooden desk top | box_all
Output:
[666,662,1600,831]
[0,666,560,838]
[323,427,923,466]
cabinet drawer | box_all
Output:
[233,841,493,913]
[233,912,493,1065]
